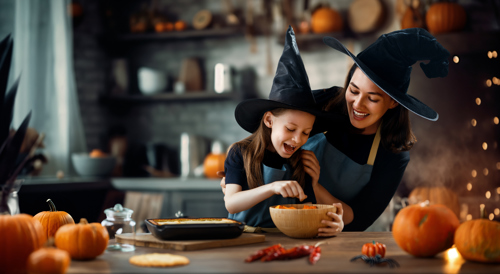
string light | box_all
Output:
[471,119,477,127]
[467,183,472,191]
[494,77,500,85]
[493,51,498,58]
[466,214,472,220]
[482,142,488,150]
[476,98,481,105]
[494,117,499,125]
[497,187,500,194]
[488,51,493,58]
[487,79,492,87]
[489,213,495,220]
[471,169,477,177]
[480,204,485,209]
[495,208,499,215]
[497,163,500,170]
[486,191,491,199]
[453,56,459,63]
[483,168,489,176]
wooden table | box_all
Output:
[67,232,499,273]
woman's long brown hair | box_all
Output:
[324,64,416,153]
[230,108,306,189]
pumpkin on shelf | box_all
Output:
[34,199,75,238]
[392,201,459,257]
[0,214,47,273]
[454,207,500,263]
[401,6,425,29]
[27,240,71,274]
[203,153,226,179]
[55,218,109,260]
[408,186,460,219]
[425,1,467,34]
[311,7,343,33]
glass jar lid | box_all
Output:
[104,203,134,219]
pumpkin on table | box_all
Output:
[392,201,459,257]
[425,1,467,34]
[203,153,226,179]
[362,241,386,258]
[0,214,46,273]
[27,245,71,274]
[311,7,343,33]
[408,186,460,219]
[55,218,109,260]
[34,199,75,238]
[454,207,500,263]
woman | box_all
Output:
[221,28,450,235]
[301,27,450,233]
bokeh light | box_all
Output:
[471,119,477,127]
[487,79,492,87]
[483,168,489,176]
[482,142,488,150]
[453,56,459,63]
[476,98,481,105]
[486,191,491,199]
[494,117,499,125]
[471,169,477,177]
[467,183,472,191]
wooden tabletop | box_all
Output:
[67,232,499,273]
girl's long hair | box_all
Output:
[324,64,416,153]
[231,108,306,189]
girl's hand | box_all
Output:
[271,180,307,201]
[301,150,320,187]
[217,171,226,195]
[318,203,344,237]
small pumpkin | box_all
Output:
[27,246,71,274]
[392,201,459,257]
[55,218,109,260]
[0,214,47,273]
[362,241,386,258]
[454,207,500,263]
[408,186,460,219]
[34,199,75,238]
[203,153,226,179]
[311,7,343,33]
[425,2,466,34]
[401,7,425,29]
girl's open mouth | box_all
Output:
[284,143,296,153]
[353,109,369,120]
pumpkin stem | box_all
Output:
[46,199,57,212]
[80,218,89,225]
[372,240,375,245]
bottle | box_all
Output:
[101,203,136,252]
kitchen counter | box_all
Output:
[66,232,498,273]
[111,177,222,191]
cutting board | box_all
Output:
[116,233,265,251]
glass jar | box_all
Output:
[101,203,136,252]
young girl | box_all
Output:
[224,26,344,234]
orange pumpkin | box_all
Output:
[426,2,466,34]
[311,7,343,33]
[55,218,109,260]
[174,20,187,31]
[362,241,386,258]
[0,214,46,273]
[401,7,425,29]
[392,202,459,257]
[454,208,500,263]
[34,199,75,238]
[27,247,71,274]
[408,186,460,219]
[203,153,226,179]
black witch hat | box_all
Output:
[323,28,449,121]
[235,26,342,134]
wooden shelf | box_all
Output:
[101,91,237,104]
[105,27,245,43]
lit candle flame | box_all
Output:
[444,247,464,274]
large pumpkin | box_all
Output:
[392,202,459,257]
[55,218,109,260]
[0,214,46,273]
[203,153,226,179]
[408,186,460,219]
[425,2,466,34]
[27,246,71,274]
[311,7,343,33]
[34,199,75,238]
[454,208,500,263]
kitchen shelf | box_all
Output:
[101,91,237,104]
[104,27,245,43]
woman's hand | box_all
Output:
[318,203,344,237]
[270,180,307,201]
[217,171,226,195]
[301,150,320,187]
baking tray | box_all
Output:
[145,218,245,240]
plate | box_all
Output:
[145,218,245,240]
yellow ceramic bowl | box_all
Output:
[270,204,337,238]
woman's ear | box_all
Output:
[263,111,273,128]
[389,99,399,109]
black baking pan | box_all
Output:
[145,218,245,240]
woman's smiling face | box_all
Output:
[264,109,315,158]
[346,68,399,134]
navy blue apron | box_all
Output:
[301,126,381,203]
[228,163,297,232]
